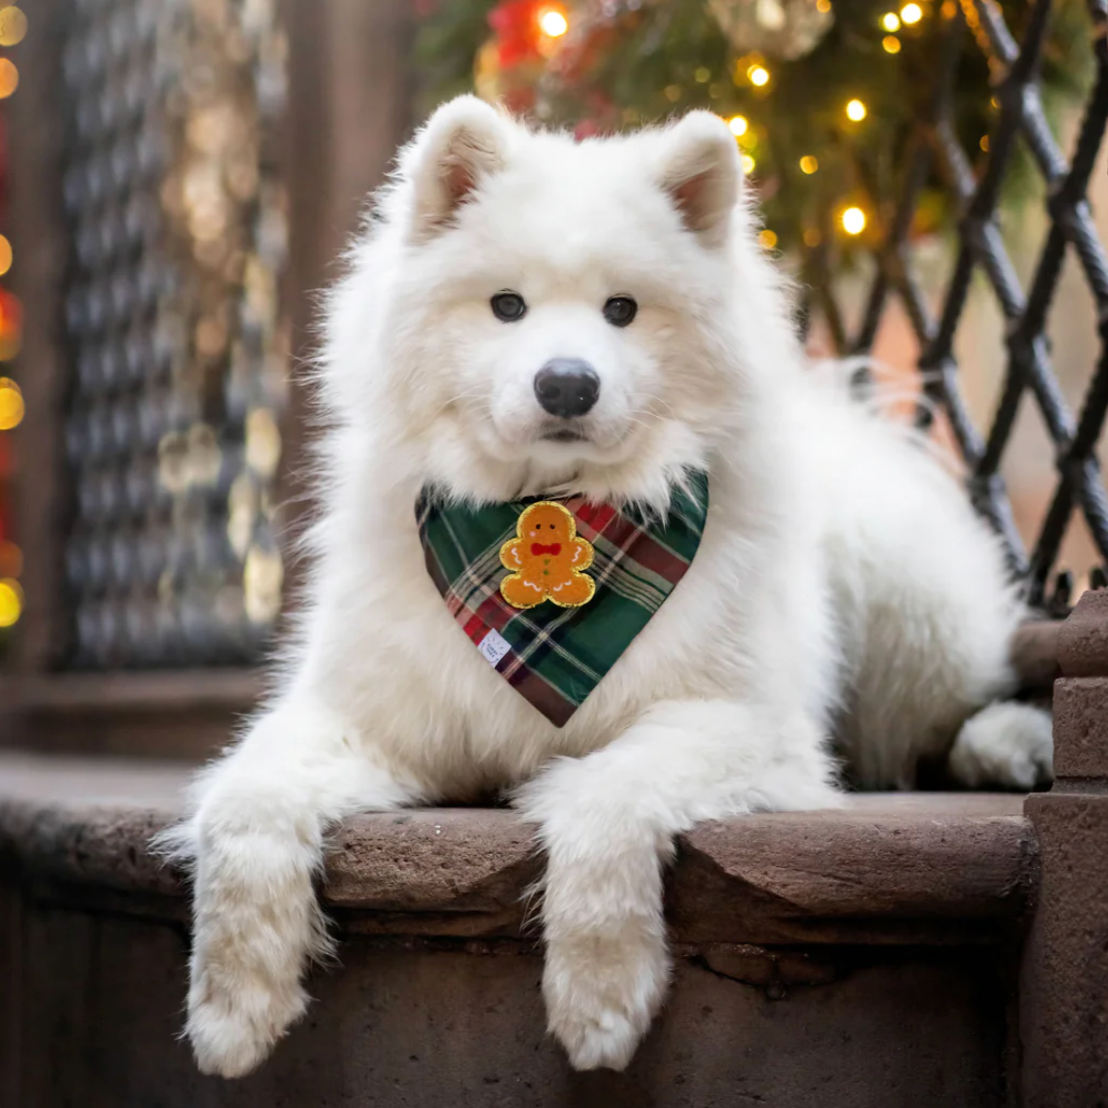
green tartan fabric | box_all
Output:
[416,474,709,726]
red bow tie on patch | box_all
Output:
[531,542,562,556]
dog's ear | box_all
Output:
[657,112,741,247]
[406,96,508,241]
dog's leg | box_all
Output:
[947,701,1053,790]
[516,698,838,1071]
[164,698,419,1079]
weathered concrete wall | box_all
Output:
[0,756,1033,1107]
[10,907,1011,1108]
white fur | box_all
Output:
[948,701,1053,790]
[161,99,1050,1077]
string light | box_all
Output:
[0,235,10,278]
[748,64,770,87]
[881,12,901,31]
[0,58,17,99]
[0,5,26,46]
[759,229,778,249]
[0,377,22,429]
[0,578,22,628]
[728,114,749,137]
[741,154,756,175]
[799,155,819,174]
[900,2,923,23]
[883,35,902,53]
[841,206,867,235]
[846,98,867,121]
[538,6,568,38]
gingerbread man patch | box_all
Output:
[499,501,596,609]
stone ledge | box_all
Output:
[0,752,1033,945]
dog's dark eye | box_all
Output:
[491,292,526,322]
[603,296,637,328]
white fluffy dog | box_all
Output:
[166,97,1052,1078]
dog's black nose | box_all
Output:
[534,359,600,419]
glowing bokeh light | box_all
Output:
[538,7,568,37]
[841,206,867,235]
[901,2,923,23]
[0,235,10,278]
[759,229,778,249]
[748,65,770,87]
[799,155,819,174]
[0,578,22,628]
[0,58,17,99]
[0,377,23,430]
[881,12,901,31]
[883,34,902,53]
[728,114,749,137]
[741,154,756,175]
[846,98,868,121]
[0,5,26,46]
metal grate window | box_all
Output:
[58,0,289,668]
[802,0,1108,613]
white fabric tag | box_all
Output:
[477,628,511,667]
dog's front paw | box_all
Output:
[186,959,309,1078]
[543,930,668,1071]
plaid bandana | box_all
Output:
[416,474,709,726]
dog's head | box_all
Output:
[329,97,795,506]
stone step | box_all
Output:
[0,751,1033,1107]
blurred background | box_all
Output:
[0,0,1104,757]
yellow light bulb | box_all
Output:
[0,578,22,628]
[538,7,568,37]
[841,206,867,235]
[799,155,819,174]
[728,115,749,137]
[881,11,901,31]
[846,98,867,121]
[0,6,27,47]
[0,59,17,99]
[883,34,902,53]
[0,377,23,430]
[741,154,756,175]
[0,235,11,278]
[748,65,770,87]
[900,2,923,23]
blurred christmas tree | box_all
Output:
[416,0,1094,256]
[0,5,25,656]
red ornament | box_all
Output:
[489,0,545,67]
